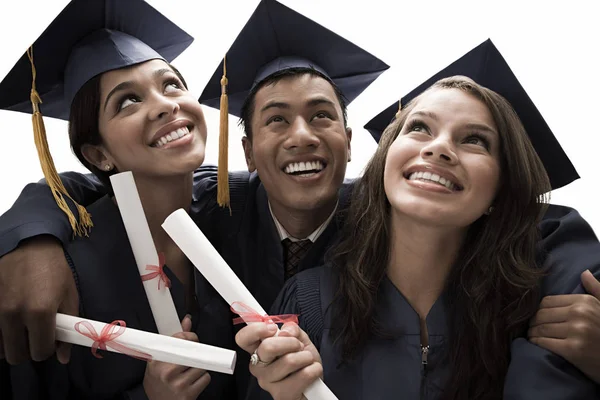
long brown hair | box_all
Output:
[330,76,551,399]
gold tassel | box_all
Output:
[395,99,402,119]
[27,47,93,237]
[217,55,231,213]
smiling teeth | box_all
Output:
[284,161,325,175]
[153,126,190,147]
[408,171,457,190]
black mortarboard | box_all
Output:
[198,0,389,209]
[363,39,578,190]
[199,0,389,117]
[0,0,193,235]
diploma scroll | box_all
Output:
[111,172,181,335]
[162,209,338,400]
[56,313,236,374]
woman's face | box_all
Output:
[91,59,207,178]
[384,88,502,229]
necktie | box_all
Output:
[282,238,312,280]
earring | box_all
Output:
[485,206,494,215]
[104,164,112,171]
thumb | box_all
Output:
[56,281,80,364]
[181,314,192,332]
[582,270,600,299]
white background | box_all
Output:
[0,0,598,234]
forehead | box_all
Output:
[253,73,341,109]
[99,59,172,92]
[411,88,495,125]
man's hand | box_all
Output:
[0,235,79,364]
[529,270,600,383]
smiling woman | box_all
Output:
[238,41,598,400]
[0,0,227,399]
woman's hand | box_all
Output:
[235,322,323,400]
[143,315,211,400]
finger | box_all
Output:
[172,331,199,342]
[252,350,314,383]
[278,322,301,338]
[267,362,323,400]
[529,337,570,359]
[181,314,192,332]
[539,295,588,309]
[257,336,304,364]
[529,306,570,327]
[56,279,79,364]
[179,367,209,387]
[25,311,56,362]
[235,323,278,354]
[582,270,600,299]
[528,322,570,340]
[188,371,211,396]
[0,316,29,365]
[0,329,5,359]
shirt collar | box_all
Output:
[268,201,338,243]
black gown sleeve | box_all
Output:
[0,171,106,257]
[504,204,600,398]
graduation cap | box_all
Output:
[198,0,389,209]
[363,39,578,190]
[0,0,193,236]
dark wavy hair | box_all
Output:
[330,76,551,399]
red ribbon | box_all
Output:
[230,301,299,325]
[74,319,152,362]
[141,252,171,290]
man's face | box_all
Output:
[243,73,352,214]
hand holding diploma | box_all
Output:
[162,209,338,400]
[55,313,236,374]
[143,314,212,400]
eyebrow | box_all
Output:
[259,97,337,114]
[464,123,497,136]
[103,68,175,111]
[411,110,439,121]
[410,111,497,136]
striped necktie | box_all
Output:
[282,238,312,280]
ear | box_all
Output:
[241,136,256,172]
[81,143,113,171]
[345,126,353,162]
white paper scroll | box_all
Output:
[162,209,338,400]
[110,171,181,335]
[56,313,236,374]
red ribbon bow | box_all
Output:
[141,252,171,290]
[230,301,299,325]
[74,319,152,361]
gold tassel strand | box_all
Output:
[27,47,93,237]
[217,55,231,213]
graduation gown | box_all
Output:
[1,168,600,397]
[7,195,235,400]
[257,260,599,400]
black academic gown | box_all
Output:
[1,168,600,398]
[258,258,600,400]
[7,195,235,400]
[189,168,350,400]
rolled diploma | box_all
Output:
[56,313,236,374]
[162,208,338,400]
[111,172,181,335]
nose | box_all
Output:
[420,135,457,164]
[149,93,180,120]
[284,117,320,150]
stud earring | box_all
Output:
[485,206,494,215]
[104,164,112,171]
